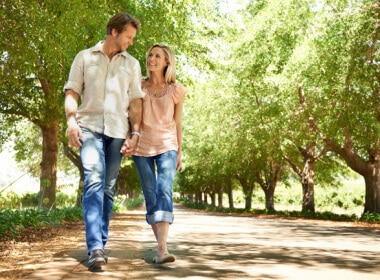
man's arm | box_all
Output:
[121,98,142,156]
[65,89,82,147]
[129,98,143,136]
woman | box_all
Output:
[132,44,186,264]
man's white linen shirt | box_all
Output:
[64,41,143,139]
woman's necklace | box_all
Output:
[145,80,169,98]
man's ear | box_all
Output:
[111,28,118,37]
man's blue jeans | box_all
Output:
[80,128,124,254]
[133,151,177,225]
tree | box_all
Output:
[285,0,380,213]
[0,0,112,208]
[0,0,220,208]
[229,0,313,210]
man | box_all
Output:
[64,12,142,268]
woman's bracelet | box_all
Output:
[131,131,140,137]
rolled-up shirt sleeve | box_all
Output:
[63,51,85,95]
[128,61,143,102]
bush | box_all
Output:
[0,190,77,209]
[21,192,39,207]
[361,212,380,223]
[112,195,144,212]
[56,191,76,207]
[0,207,84,239]
[0,191,23,209]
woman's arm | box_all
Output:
[174,100,184,171]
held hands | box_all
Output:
[121,137,138,157]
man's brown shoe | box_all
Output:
[88,249,106,268]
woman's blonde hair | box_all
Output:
[146,43,176,84]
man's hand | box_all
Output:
[65,89,82,147]
[120,136,138,156]
[67,121,83,147]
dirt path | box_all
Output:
[1,206,380,279]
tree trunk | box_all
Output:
[127,188,136,199]
[245,193,252,210]
[254,161,282,211]
[363,163,380,213]
[242,181,253,209]
[227,183,234,208]
[299,88,380,214]
[236,177,254,210]
[187,193,194,202]
[203,192,208,204]
[342,160,380,214]
[196,191,202,203]
[218,188,223,207]
[285,144,318,213]
[301,164,315,212]
[210,192,216,206]
[76,176,84,207]
[327,127,380,214]
[38,121,58,209]
[62,141,84,207]
[263,186,275,211]
[301,146,316,212]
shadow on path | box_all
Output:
[22,206,380,280]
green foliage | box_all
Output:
[178,198,380,224]
[0,189,143,239]
[2,0,380,216]
[116,158,142,197]
[0,207,83,239]
[1,0,220,210]
[112,195,144,213]
[20,192,39,207]
[56,191,77,207]
[361,212,380,223]
[0,0,114,209]
[0,190,77,209]
[177,0,380,214]
[0,191,24,209]
[316,188,365,211]
[180,178,371,220]
[11,121,42,176]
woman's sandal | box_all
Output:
[153,254,176,264]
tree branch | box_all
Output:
[285,156,302,177]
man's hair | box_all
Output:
[106,13,140,35]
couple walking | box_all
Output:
[64,12,186,268]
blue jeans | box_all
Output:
[133,151,177,225]
[80,128,124,254]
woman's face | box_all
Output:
[147,47,168,73]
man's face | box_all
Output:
[114,23,137,52]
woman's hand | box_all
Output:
[176,153,182,172]
[120,136,138,157]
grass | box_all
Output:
[177,177,380,224]
[178,199,377,223]
[230,178,365,216]
[0,176,378,239]
[0,189,144,239]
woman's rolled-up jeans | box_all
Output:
[133,150,177,225]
